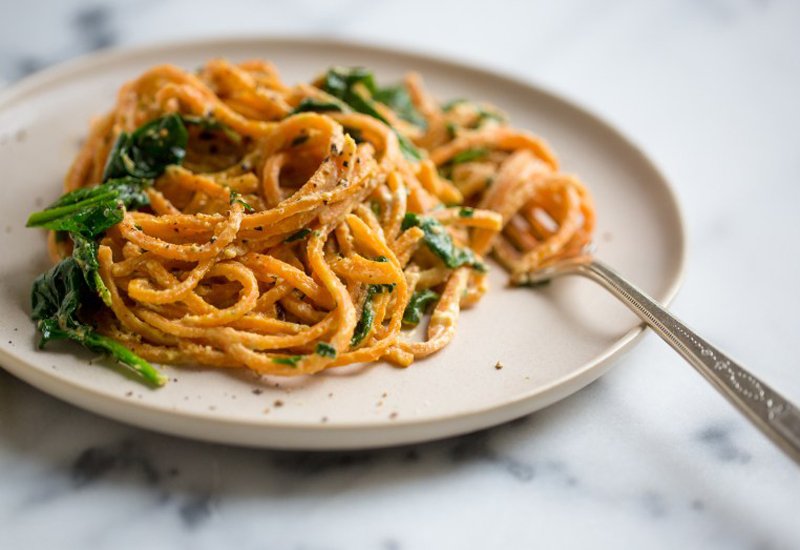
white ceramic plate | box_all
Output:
[0,37,685,450]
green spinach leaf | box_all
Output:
[451,148,488,165]
[401,213,487,272]
[350,278,399,348]
[315,342,337,358]
[370,256,396,293]
[476,107,505,124]
[26,178,150,235]
[402,289,440,326]
[31,258,166,386]
[350,287,377,348]
[284,228,312,243]
[320,67,424,162]
[321,67,378,97]
[181,114,241,143]
[373,85,427,129]
[102,114,188,181]
[229,189,255,212]
[289,98,345,115]
[70,232,111,305]
[27,177,151,304]
[272,355,304,367]
[441,98,468,112]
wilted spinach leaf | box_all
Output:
[272,355,304,367]
[31,258,166,386]
[350,278,398,348]
[70,232,110,305]
[102,114,188,181]
[351,287,377,348]
[320,67,423,162]
[369,256,396,293]
[26,178,150,235]
[284,228,312,243]
[402,289,440,326]
[441,98,468,112]
[373,85,427,129]
[182,114,242,143]
[451,148,489,165]
[315,342,337,358]
[27,177,151,303]
[401,213,487,272]
[289,98,345,115]
[229,189,254,212]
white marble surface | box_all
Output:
[2,0,800,548]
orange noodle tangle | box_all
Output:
[43,59,594,378]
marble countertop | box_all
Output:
[2,0,799,548]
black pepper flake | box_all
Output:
[255,226,263,231]
[343,161,349,167]
[252,388,263,395]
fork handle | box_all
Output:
[541,258,800,465]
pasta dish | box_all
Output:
[26,60,594,386]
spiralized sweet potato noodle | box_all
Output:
[53,59,594,376]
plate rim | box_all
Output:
[0,35,687,447]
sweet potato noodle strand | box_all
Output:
[54,59,595,376]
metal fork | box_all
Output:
[525,256,800,466]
